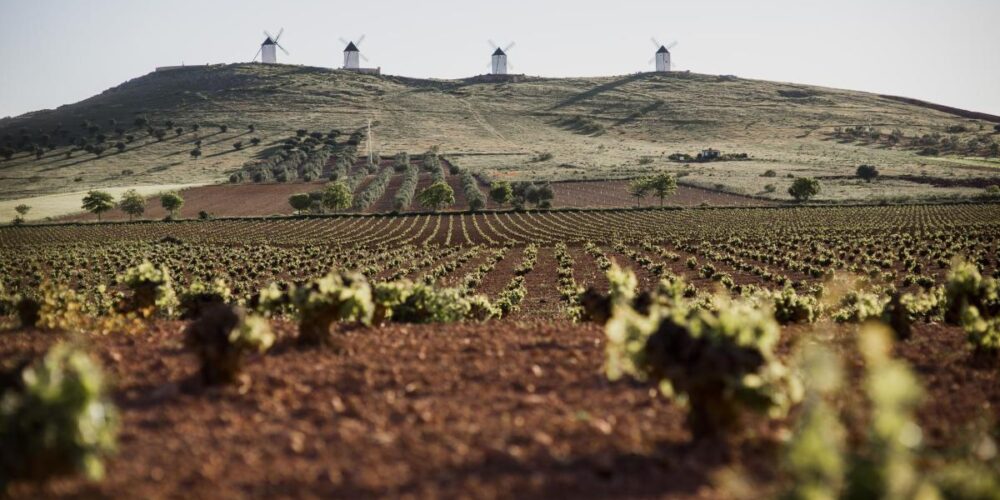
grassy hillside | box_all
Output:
[2,63,999,219]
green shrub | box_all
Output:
[783,346,845,500]
[943,260,999,324]
[699,263,716,279]
[831,290,887,323]
[941,260,1000,354]
[0,344,118,486]
[179,279,233,320]
[605,270,800,439]
[784,324,935,499]
[845,324,931,499]
[290,271,374,346]
[788,177,821,202]
[372,281,414,325]
[392,283,497,323]
[118,261,179,317]
[771,287,818,324]
[961,306,1000,355]
[184,305,274,385]
[496,277,527,316]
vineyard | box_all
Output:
[2,203,1000,497]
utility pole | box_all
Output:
[367,118,374,165]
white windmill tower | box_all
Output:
[650,37,678,72]
[340,35,367,69]
[254,29,289,64]
[488,40,515,75]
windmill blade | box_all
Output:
[360,53,369,63]
[507,61,515,71]
[264,30,274,41]
[253,46,263,62]
[503,41,516,52]
[488,39,499,50]
[666,41,678,50]
[277,43,290,56]
[274,28,284,42]
[651,37,661,48]
[356,34,366,46]
[339,37,350,45]
[648,57,655,65]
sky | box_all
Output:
[1,0,999,118]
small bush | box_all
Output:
[604,266,799,439]
[179,279,232,320]
[788,177,821,202]
[856,164,880,182]
[831,290,887,323]
[0,344,118,485]
[771,287,818,324]
[118,261,179,317]
[610,299,798,439]
[290,271,374,346]
[184,304,274,385]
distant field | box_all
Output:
[55,177,773,222]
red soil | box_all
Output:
[550,181,778,208]
[59,182,328,222]
[58,177,773,222]
[1,319,993,499]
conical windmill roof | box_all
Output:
[656,45,669,54]
[344,42,359,52]
[492,47,506,56]
[262,37,276,45]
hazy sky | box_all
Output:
[2,0,999,118]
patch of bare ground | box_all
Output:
[58,181,328,221]
[0,320,783,499]
[512,245,564,319]
[53,176,775,223]
[477,246,521,299]
[2,318,993,498]
[551,181,778,208]
[569,245,610,292]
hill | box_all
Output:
[2,63,999,219]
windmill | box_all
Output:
[488,40,515,75]
[254,29,288,64]
[340,35,368,69]
[649,37,677,72]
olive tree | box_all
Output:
[489,181,513,208]
[119,189,146,221]
[321,182,353,212]
[288,193,313,214]
[629,178,650,207]
[856,164,880,183]
[160,192,184,219]
[646,172,678,206]
[788,177,821,202]
[81,191,115,221]
[418,181,455,212]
